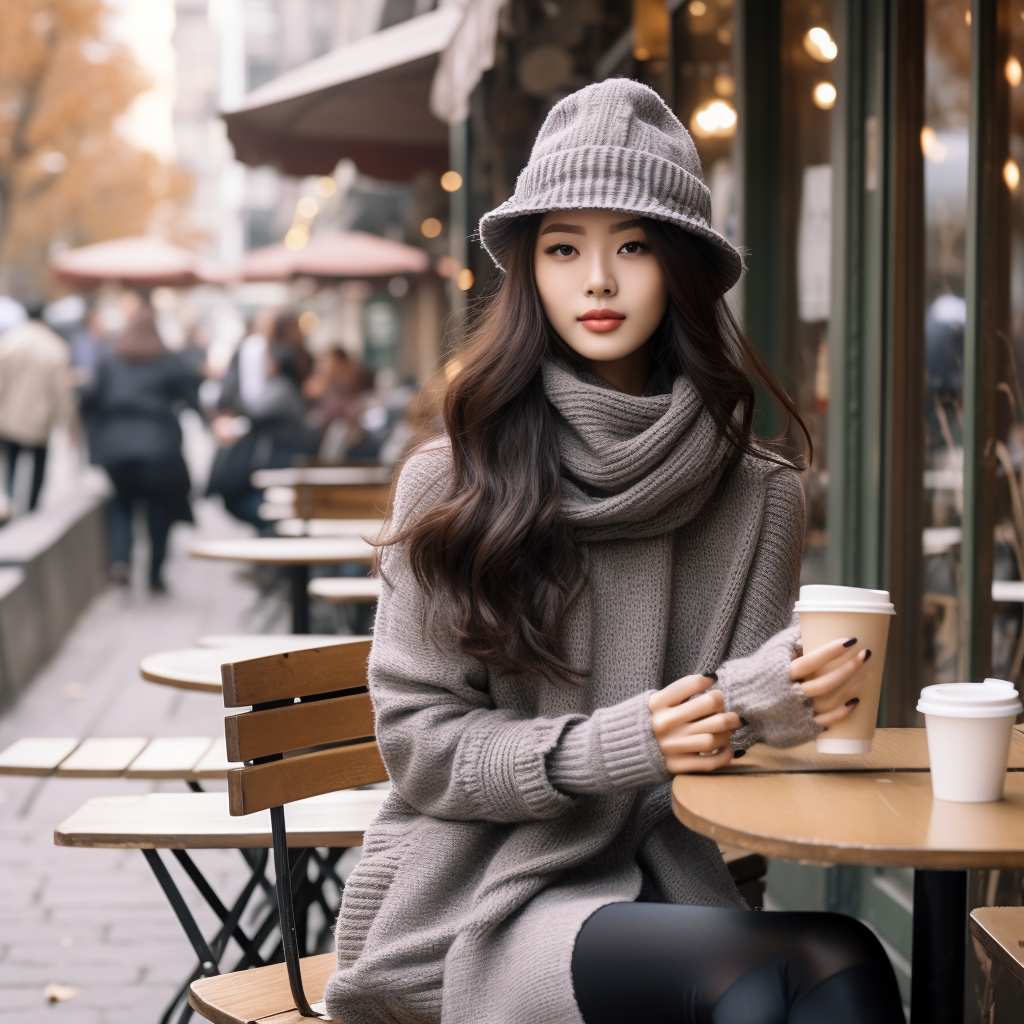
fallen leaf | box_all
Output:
[43,984,79,1003]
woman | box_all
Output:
[326,81,903,1024]
[80,300,197,592]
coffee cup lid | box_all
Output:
[916,679,1023,719]
[793,584,895,615]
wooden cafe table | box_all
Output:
[189,537,373,633]
[671,727,1024,1024]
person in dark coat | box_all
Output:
[79,300,198,592]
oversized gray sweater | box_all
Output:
[326,362,816,1024]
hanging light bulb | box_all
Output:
[690,99,738,139]
[812,82,837,110]
[803,27,838,62]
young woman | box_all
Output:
[326,80,904,1024]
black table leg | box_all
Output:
[911,869,967,1023]
[289,564,310,633]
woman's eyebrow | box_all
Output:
[540,223,585,235]
[609,218,644,233]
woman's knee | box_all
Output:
[797,913,890,976]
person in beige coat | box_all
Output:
[0,308,72,513]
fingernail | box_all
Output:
[739,717,748,727]
[843,637,858,648]
[821,726,828,732]
[732,748,746,759]
[862,649,872,662]
[845,697,860,707]
[706,672,718,682]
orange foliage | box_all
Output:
[0,0,193,298]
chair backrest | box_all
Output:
[296,483,393,520]
[220,638,386,1019]
[222,639,386,816]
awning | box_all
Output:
[241,231,429,281]
[222,7,464,180]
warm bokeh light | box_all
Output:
[284,224,309,250]
[812,82,837,110]
[690,99,737,139]
[421,217,443,238]
[1007,56,1023,87]
[315,176,337,196]
[688,1,707,15]
[633,0,670,61]
[965,10,971,25]
[1004,158,1020,191]
[804,27,838,62]
[921,126,948,163]
[713,74,736,97]
[440,171,462,192]
[298,310,320,334]
[296,196,318,220]
[435,254,457,278]
[457,268,475,291]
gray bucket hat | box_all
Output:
[478,78,743,291]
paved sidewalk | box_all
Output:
[0,498,290,1024]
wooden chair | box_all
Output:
[970,907,1024,985]
[189,641,388,1023]
[296,483,392,521]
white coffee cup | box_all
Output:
[917,679,1023,802]
[794,585,895,754]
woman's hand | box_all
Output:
[649,675,741,773]
[791,638,872,727]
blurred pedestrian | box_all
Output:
[79,299,198,592]
[269,310,313,383]
[208,342,319,531]
[305,346,369,460]
[0,304,72,516]
[69,304,110,386]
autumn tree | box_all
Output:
[0,0,193,299]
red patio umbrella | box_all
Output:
[50,236,232,289]
[241,230,429,281]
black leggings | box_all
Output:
[571,903,904,1024]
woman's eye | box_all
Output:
[549,244,577,257]
[619,240,648,254]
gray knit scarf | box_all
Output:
[541,360,732,541]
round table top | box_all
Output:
[140,636,369,692]
[671,765,1024,870]
[189,537,374,565]
[308,577,383,602]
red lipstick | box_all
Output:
[578,308,626,333]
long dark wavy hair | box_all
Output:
[387,214,809,681]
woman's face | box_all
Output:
[533,209,668,390]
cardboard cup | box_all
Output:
[794,585,895,754]
[917,680,1023,802]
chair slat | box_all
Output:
[56,738,149,777]
[221,640,372,708]
[0,737,81,775]
[298,483,392,520]
[125,737,214,778]
[189,951,338,1024]
[228,741,387,815]
[225,692,375,762]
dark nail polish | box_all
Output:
[739,717,749,727]
[707,672,718,682]
[862,649,872,662]
[821,726,828,732]
[732,749,746,759]
[843,637,858,648]
[845,697,860,707]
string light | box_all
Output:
[296,196,318,220]
[285,224,309,250]
[457,268,475,291]
[1007,56,1022,87]
[421,217,443,239]
[804,27,838,62]
[921,126,948,163]
[689,99,737,139]
[1004,158,1020,191]
[812,82,837,110]
[440,171,462,192]
[315,176,337,197]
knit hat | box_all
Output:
[478,79,743,291]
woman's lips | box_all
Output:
[578,308,626,333]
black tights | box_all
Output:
[572,903,904,1024]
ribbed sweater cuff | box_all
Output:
[716,622,819,749]
[547,691,670,796]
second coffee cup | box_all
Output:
[794,584,895,754]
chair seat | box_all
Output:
[970,907,1024,984]
[190,952,340,1024]
[54,788,387,849]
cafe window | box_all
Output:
[921,0,971,689]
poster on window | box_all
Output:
[797,164,832,323]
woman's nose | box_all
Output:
[583,259,616,298]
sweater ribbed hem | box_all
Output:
[548,692,670,795]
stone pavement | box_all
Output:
[0,498,297,1024]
